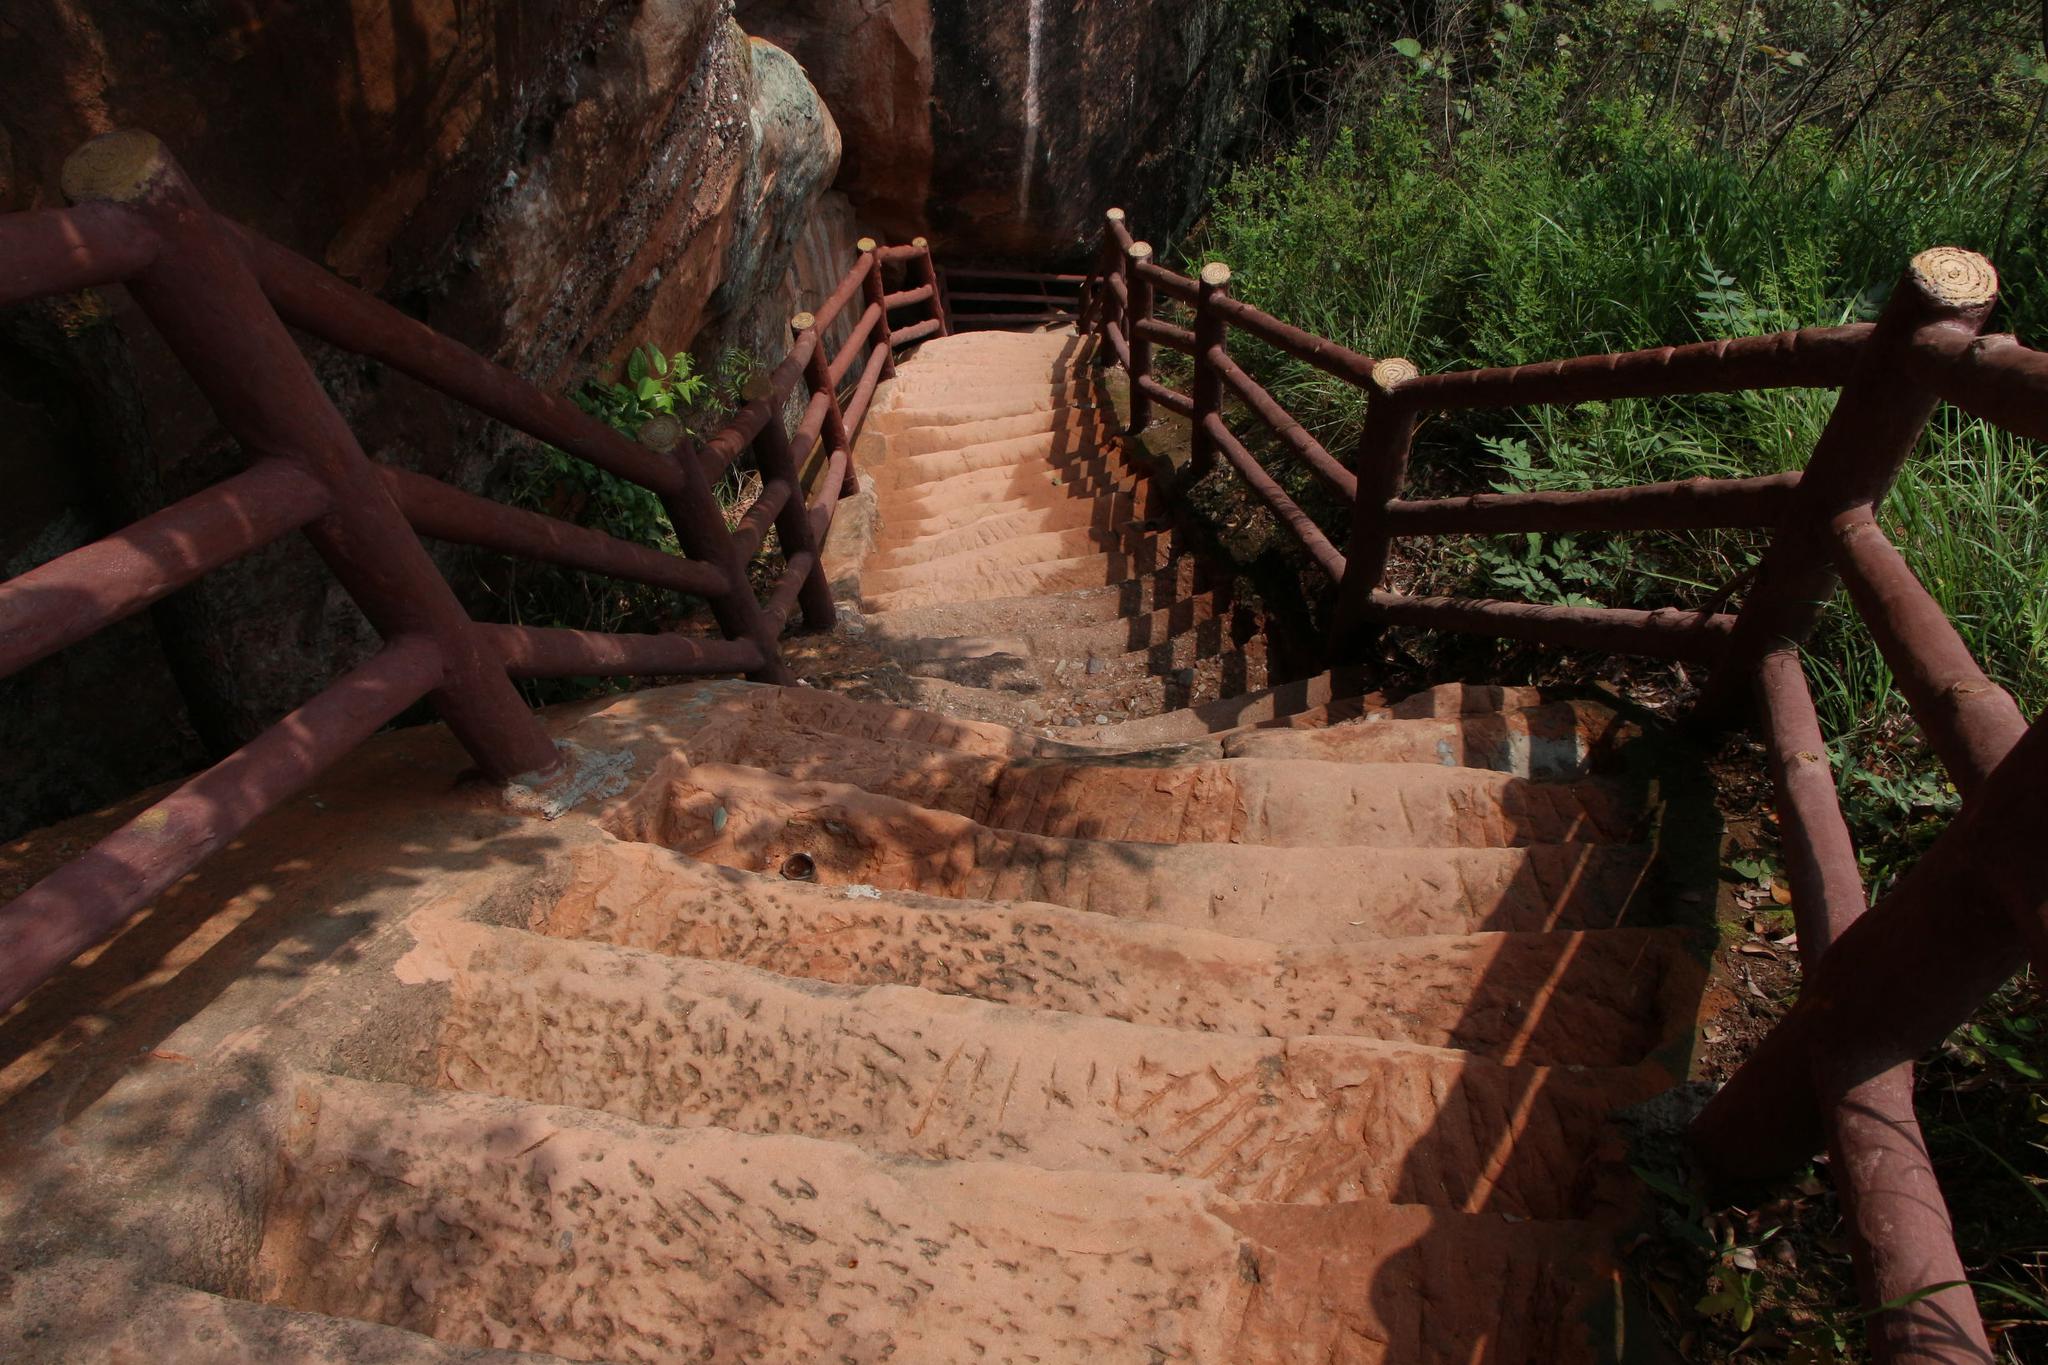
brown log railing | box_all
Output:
[0,130,948,1017]
[939,261,1083,330]
[1081,211,2039,1363]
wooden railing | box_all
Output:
[1082,211,2039,1364]
[938,262,1083,330]
[0,130,949,1017]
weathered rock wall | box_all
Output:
[0,0,848,838]
[737,0,1273,260]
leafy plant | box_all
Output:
[492,342,758,703]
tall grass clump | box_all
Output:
[1187,0,2048,748]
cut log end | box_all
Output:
[61,129,171,205]
[857,236,878,253]
[1105,207,1126,222]
[1909,247,1998,311]
[636,415,685,453]
[1127,240,1154,262]
[1200,262,1232,288]
[912,236,928,248]
[1372,358,1420,391]
[790,311,817,333]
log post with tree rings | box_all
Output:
[913,236,949,336]
[857,236,896,380]
[1126,240,1156,433]
[1189,260,1232,480]
[793,310,858,496]
[1691,248,2000,727]
[1330,357,1422,652]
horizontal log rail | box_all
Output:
[884,283,935,310]
[0,458,329,677]
[1359,592,1736,659]
[1400,324,1873,410]
[0,201,162,305]
[1905,327,2048,442]
[940,267,1086,284]
[485,623,765,679]
[1385,471,1799,535]
[381,465,729,599]
[233,220,689,500]
[1135,317,1195,353]
[0,633,445,1014]
[1135,373,1194,417]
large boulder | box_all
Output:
[0,1,843,838]
[737,0,1273,260]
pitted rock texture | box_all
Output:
[533,841,1699,1067]
[259,1075,1624,1363]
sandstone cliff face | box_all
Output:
[0,0,846,837]
[738,0,1272,259]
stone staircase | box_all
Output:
[0,328,1714,1363]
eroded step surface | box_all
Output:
[532,838,1699,1066]
[260,1074,1623,1364]
[603,763,1660,939]
[408,918,1650,1216]
[656,722,1645,845]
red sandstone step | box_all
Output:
[871,489,1155,563]
[870,423,1124,493]
[1222,698,1637,779]
[408,917,1653,1217]
[858,576,1234,643]
[656,721,1645,845]
[601,763,1662,939]
[876,405,1093,458]
[532,836,1700,1066]
[859,521,1198,601]
[861,545,1201,614]
[261,1073,1625,1363]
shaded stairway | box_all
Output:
[1,326,1715,1363]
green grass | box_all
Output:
[1182,22,2048,826]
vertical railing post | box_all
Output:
[1329,358,1420,653]
[1188,260,1231,480]
[1693,247,1998,726]
[59,129,563,781]
[912,236,949,336]
[1080,209,1124,341]
[1126,239,1156,434]
[633,416,794,685]
[794,310,858,497]
[744,372,836,632]
[856,236,896,380]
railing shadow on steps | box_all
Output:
[1081,207,2041,1363]
[0,130,950,1020]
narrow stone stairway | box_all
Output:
[3,329,1714,1363]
